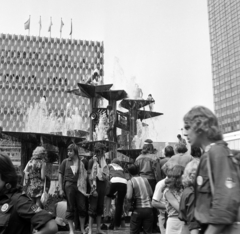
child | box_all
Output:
[179,159,200,234]
[0,152,58,234]
[164,165,185,234]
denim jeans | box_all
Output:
[64,181,86,220]
[130,208,153,234]
[88,180,106,217]
[158,212,166,234]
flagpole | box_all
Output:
[29,15,31,36]
[50,17,52,38]
[70,19,72,40]
[60,18,62,39]
[39,16,41,37]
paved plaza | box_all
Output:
[58,224,131,234]
[57,224,161,234]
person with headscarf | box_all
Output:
[24,146,47,207]
[135,139,161,190]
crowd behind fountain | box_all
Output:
[1,106,240,234]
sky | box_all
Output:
[0,0,213,142]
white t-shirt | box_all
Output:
[152,178,166,213]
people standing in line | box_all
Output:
[88,143,109,234]
[24,146,47,207]
[162,143,193,176]
[105,158,127,230]
[163,165,185,234]
[183,106,240,234]
[126,164,153,234]
[0,152,58,234]
[179,159,200,234]
[58,144,87,234]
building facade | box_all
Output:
[208,0,240,148]
[208,0,240,133]
[0,33,104,135]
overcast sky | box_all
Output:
[0,0,213,142]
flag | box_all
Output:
[39,16,42,31]
[69,19,72,36]
[24,17,30,30]
[48,18,53,32]
[60,18,64,32]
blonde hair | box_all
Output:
[183,106,222,142]
[182,159,199,188]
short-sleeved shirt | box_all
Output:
[131,176,153,208]
[152,179,166,213]
[59,157,80,183]
[0,190,54,234]
[163,188,182,217]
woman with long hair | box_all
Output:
[88,143,109,234]
[135,139,161,190]
[0,152,57,234]
[163,165,185,234]
[24,146,47,207]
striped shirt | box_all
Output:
[131,176,153,208]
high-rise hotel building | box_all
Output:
[0,34,104,134]
[208,0,240,148]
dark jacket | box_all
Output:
[135,153,161,182]
[0,189,54,234]
[179,186,200,231]
[194,141,240,225]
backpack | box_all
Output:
[207,147,240,233]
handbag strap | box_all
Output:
[43,176,46,193]
[130,178,135,198]
[206,151,215,195]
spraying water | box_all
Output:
[110,57,160,146]
[94,112,108,141]
[23,97,86,135]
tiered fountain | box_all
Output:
[68,81,163,160]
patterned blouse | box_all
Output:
[163,187,183,217]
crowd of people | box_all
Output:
[0,105,240,234]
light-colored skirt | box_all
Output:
[166,217,189,234]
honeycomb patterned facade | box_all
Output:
[0,34,104,134]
